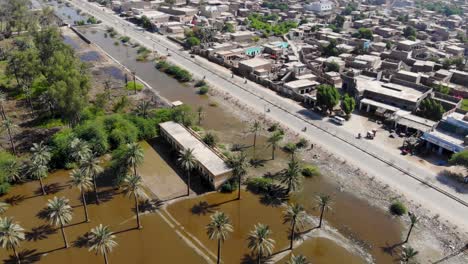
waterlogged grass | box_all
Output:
[125,81,144,91]
[462,99,468,111]
[37,118,65,129]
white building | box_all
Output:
[304,1,333,14]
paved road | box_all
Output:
[69,0,468,230]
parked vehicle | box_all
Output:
[330,116,345,125]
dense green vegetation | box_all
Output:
[125,81,144,91]
[417,98,444,121]
[4,28,90,126]
[352,28,374,40]
[415,0,463,16]
[341,94,356,117]
[316,84,340,113]
[390,201,407,216]
[155,60,192,82]
[261,1,289,11]
[248,13,298,37]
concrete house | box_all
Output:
[159,121,232,189]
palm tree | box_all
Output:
[135,101,151,119]
[125,143,144,177]
[1,118,17,155]
[178,148,196,196]
[316,194,332,228]
[70,138,92,162]
[88,224,118,264]
[227,151,248,200]
[28,161,48,195]
[247,223,275,264]
[122,174,145,229]
[405,213,419,243]
[280,160,303,194]
[70,169,93,222]
[0,202,9,214]
[80,155,103,205]
[196,106,204,125]
[30,141,51,166]
[283,143,298,161]
[46,197,73,248]
[207,211,233,264]
[267,131,283,160]
[4,159,23,183]
[0,91,7,120]
[400,246,418,263]
[286,254,309,264]
[250,120,262,159]
[0,217,25,264]
[283,203,306,250]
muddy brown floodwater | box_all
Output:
[77,26,405,263]
[167,191,365,264]
[0,170,207,264]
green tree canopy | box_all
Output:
[403,26,417,38]
[316,85,340,113]
[341,94,356,116]
[417,98,444,121]
[353,28,374,40]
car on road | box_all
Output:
[330,116,345,125]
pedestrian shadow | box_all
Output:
[25,224,57,242]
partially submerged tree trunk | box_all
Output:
[134,194,141,229]
[92,174,100,205]
[60,221,69,248]
[82,190,89,222]
[39,177,46,195]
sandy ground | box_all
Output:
[205,87,468,264]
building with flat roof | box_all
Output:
[421,111,468,155]
[159,121,232,189]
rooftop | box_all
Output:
[239,58,271,68]
[159,121,232,177]
[356,76,426,103]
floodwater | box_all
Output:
[167,191,365,264]
[76,26,405,263]
[48,1,89,25]
[18,6,406,261]
[0,170,207,263]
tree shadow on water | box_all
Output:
[241,254,273,264]
[259,184,289,207]
[4,195,26,206]
[190,198,238,216]
[139,199,163,213]
[25,224,57,242]
[191,201,218,216]
[381,241,405,256]
[4,249,41,264]
[73,232,90,248]
[33,183,66,196]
